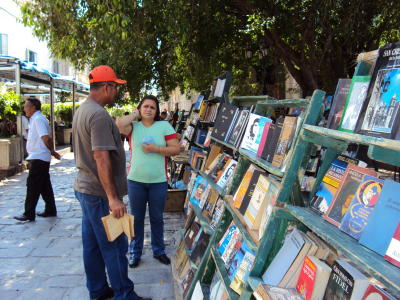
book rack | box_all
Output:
[181,91,325,300]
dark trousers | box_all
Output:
[24,159,57,219]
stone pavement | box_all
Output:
[0,148,184,300]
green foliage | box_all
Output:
[20,0,400,98]
[42,102,80,127]
[0,90,21,121]
[106,104,136,118]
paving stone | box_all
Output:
[0,148,184,300]
[16,287,68,300]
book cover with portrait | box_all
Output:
[240,113,272,153]
[339,175,384,240]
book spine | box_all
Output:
[257,122,271,157]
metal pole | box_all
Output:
[50,78,56,150]
[15,62,24,163]
[72,83,76,116]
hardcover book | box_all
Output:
[211,103,239,141]
[384,222,400,267]
[217,222,238,255]
[356,41,400,139]
[323,260,369,300]
[324,164,377,227]
[310,155,358,214]
[227,242,246,282]
[184,220,201,251]
[327,79,352,130]
[339,75,371,133]
[272,116,297,168]
[240,113,272,153]
[227,109,250,147]
[339,175,384,240]
[359,180,400,256]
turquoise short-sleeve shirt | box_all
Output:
[128,121,177,183]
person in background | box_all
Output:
[72,65,151,300]
[14,97,60,222]
[160,111,168,120]
[21,109,29,158]
[116,95,180,268]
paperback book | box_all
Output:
[327,78,352,130]
[227,109,250,147]
[211,103,239,141]
[339,175,384,240]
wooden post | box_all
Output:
[15,62,24,163]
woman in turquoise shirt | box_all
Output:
[116,95,180,268]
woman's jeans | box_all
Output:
[75,191,138,300]
[128,180,168,258]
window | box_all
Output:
[25,49,37,63]
[0,34,8,56]
[53,61,60,73]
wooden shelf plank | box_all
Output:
[302,124,400,151]
[210,136,238,152]
[256,98,310,108]
[189,203,214,235]
[224,196,259,252]
[211,246,239,300]
[286,205,400,298]
[247,276,263,292]
[238,149,284,177]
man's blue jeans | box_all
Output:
[128,180,167,258]
[75,191,138,300]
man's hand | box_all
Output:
[109,198,126,218]
[51,151,61,160]
[142,142,159,153]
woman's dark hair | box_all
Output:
[27,96,41,111]
[249,118,260,138]
[137,95,161,121]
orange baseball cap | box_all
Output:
[88,65,127,84]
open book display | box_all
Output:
[101,213,134,242]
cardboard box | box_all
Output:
[165,189,187,212]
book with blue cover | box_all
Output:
[217,222,238,256]
[189,176,209,207]
[359,180,400,255]
[339,175,384,240]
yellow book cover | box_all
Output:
[233,165,256,208]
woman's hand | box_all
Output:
[142,142,159,153]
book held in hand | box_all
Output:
[101,213,134,242]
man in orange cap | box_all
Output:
[72,66,151,300]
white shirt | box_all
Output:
[22,115,29,139]
[26,111,51,162]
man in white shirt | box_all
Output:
[14,97,61,222]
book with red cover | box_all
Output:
[384,222,400,268]
[362,284,397,300]
[256,122,271,158]
[296,256,316,300]
[324,164,377,227]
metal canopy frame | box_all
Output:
[0,56,89,160]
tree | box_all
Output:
[21,0,400,100]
